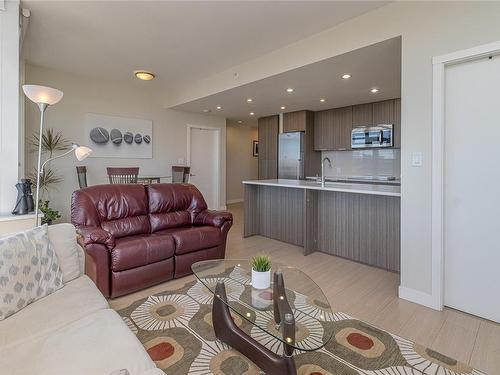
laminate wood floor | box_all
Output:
[110,203,500,374]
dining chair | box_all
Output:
[106,167,139,184]
[171,166,191,183]
[76,166,88,189]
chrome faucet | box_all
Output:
[321,157,332,187]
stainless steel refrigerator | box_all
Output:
[278,132,304,179]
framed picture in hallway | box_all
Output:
[84,113,153,158]
[253,140,259,157]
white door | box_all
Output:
[444,54,500,322]
[189,126,219,209]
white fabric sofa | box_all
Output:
[0,224,164,375]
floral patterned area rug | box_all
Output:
[117,271,484,375]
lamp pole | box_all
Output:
[35,103,48,226]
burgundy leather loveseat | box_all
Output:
[71,183,232,298]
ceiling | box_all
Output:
[172,37,401,122]
[22,1,388,90]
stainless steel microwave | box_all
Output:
[351,124,393,149]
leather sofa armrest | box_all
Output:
[77,226,115,250]
[194,210,233,228]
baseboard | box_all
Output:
[219,205,227,210]
[226,199,243,204]
[398,286,442,311]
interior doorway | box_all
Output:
[433,42,500,323]
[187,125,221,210]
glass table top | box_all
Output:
[191,259,335,351]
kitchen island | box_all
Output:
[243,179,401,272]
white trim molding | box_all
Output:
[430,40,500,311]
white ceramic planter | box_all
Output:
[251,269,271,290]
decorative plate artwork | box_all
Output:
[85,113,152,158]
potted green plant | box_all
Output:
[250,255,272,289]
[39,200,61,225]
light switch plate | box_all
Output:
[411,152,423,167]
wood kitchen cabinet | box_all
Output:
[393,98,401,148]
[258,115,278,179]
[372,99,401,148]
[352,103,373,127]
[283,110,313,132]
[314,109,334,150]
[333,106,352,151]
[314,106,352,151]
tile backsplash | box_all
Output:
[321,149,401,179]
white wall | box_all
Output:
[166,2,500,304]
[24,64,226,221]
[226,123,258,203]
[0,0,20,214]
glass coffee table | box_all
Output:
[192,259,334,375]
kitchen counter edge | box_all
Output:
[242,179,401,197]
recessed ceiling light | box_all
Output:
[286,88,294,93]
[247,98,253,103]
[216,106,222,110]
[238,120,243,124]
[203,109,211,113]
[134,71,155,81]
[342,74,351,79]
[249,112,255,116]
[320,98,326,102]
[280,106,286,110]
[370,88,379,93]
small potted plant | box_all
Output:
[39,200,61,225]
[250,255,272,290]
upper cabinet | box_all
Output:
[315,99,401,151]
[258,115,279,179]
[352,103,373,127]
[283,110,313,132]
[314,106,352,151]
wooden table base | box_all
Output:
[212,272,297,375]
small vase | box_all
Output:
[251,269,271,290]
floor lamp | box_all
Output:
[23,84,64,226]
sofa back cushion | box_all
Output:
[47,223,82,283]
[147,184,207,232]
[71,184,150,238]
[0,225,63,321]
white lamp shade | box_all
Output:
[22,84,64,106]
[75,146,92,161]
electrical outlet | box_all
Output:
[411,152,423,167]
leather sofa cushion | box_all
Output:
[147,184,207,232]
[171,226,222,255]
[111,233,175,272]
[101,215,150,239]
[149,211,191,232]
[71,184,149,228]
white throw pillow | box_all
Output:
[48,223,81,283]
[0,224,63,321]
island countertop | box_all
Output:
[242,179,401,197]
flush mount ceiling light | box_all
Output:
[342,74,351,79]
[280,106,286,110]
[320,98,326,102]
[286,88,294,93]
[249,112,255,116]
[247,98,253,103]
[370,88,379,93]
[216,106,222,110]
[134,71,155,81]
